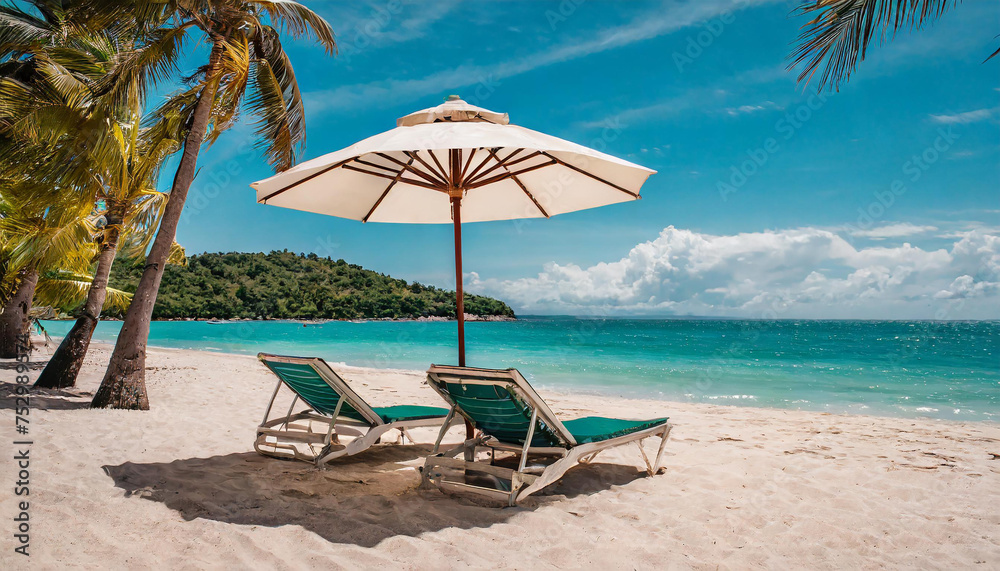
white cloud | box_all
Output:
[724,100,783,116]
[577,66,788,129]
[468,226,1000,319]
[848,222,938,239]
[335,0,459,48]
[929,107,999,124]
[934,275,999,299]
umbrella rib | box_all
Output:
[465,148,524,187]
[465,159,558,189]
[257,157,355,203]
[404,150,449,185]
[342,163,443,191]
[539,152,640,198]
[502,150,542,169]
[459,147,478,184]
[461,147,498,185]
[353,158,402,175]
[376,153,448,188]
[486,148,549,218]
[424,150,451,185]
[363,158,413,223]
[510,174,550,218]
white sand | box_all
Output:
[2,341,998,569]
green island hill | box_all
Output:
[99,251,515,321]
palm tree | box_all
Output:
[35,115,178,388]
[89,1,335,409]
[789,0,998,91]
[0,189,94,358]
[0,0,132,359]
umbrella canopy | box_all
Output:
[251,97,654,224]
[251,96,655,368]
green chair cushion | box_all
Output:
[440,381,562,447]
[370,405,450,423]
[562,416,669,444]
[262,361,368,422]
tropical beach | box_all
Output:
[2,0,999,568]
[6,339,1000,567]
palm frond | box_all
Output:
[0,4,58,55]
[788,0,958,91]
[206,34,251,145]
[34,270,132,313]
[116,189,168,258]
[34,53,93,109]
[167,241,186,266]
[3,203,95,273]
[986,34,1000,62]
[95,24,189,112]
[249,0,336,54]
[246,27,304,171]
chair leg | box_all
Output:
[515,448,584,502]
[651,424,672,475]
[431,407,457,455]
[637,440,655,476]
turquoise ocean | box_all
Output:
[41,318,999,422]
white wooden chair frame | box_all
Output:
[421,365,672,506]
[255,354,461,467]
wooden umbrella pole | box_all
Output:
[450,148,474,439]
[452,194,465,367]
[452,194,475,439]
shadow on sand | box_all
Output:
[0,382,93,410]
[103,445,647,547]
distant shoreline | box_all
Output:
[44,315,518,324]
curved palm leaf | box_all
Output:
[248,0,336,53]
[788,0,975,91]
[0,4,57,56]
[95,24,190,112]
[167,241,187,266]
[34,270,133,314]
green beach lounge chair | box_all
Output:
[421,365,673,505]
[256,353,460,466]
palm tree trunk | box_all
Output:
[35,215,122,389]
[91,45,222,410]
[0,269,39,358]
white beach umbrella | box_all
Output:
[251,96,655,367]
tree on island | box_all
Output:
[106,251,517,321]
[89,0,335,410]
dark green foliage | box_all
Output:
[107,251,515,320]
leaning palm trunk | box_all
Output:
[91,47,222,410]
[35,217,122,389]
[0,269,39,358]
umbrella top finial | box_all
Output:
[397,98,510,127]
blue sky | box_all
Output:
[172,0,1000,318]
